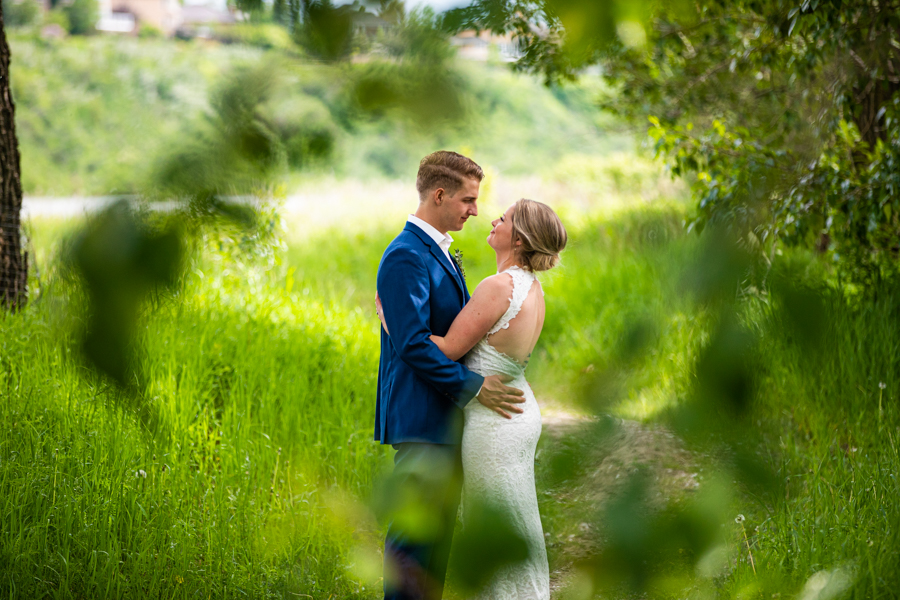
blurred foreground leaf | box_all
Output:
[151,63,286,208]
[449,499,530,594]
[295,0,353,61]
[583,471,731,594]
[71,201,183,386]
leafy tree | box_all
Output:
[64,0,98,35]
[272,0,289,26]
[377,0,405,24]
[294,0,354,61]
[445,0,900,287]
[233,0,263,14]
[1,0,40,27]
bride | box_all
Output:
[378,198,567,599]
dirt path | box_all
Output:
[538,404,703,598]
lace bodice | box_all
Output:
[465,266,540,381]
[488,266,541,336]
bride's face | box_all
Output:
[487,204,517,253]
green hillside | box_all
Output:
[9,34,629,196]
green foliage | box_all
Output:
[294,0,353,61]
[377,0,404,24]
[1,0,41,27]
[378,8,454,64]
[137,24,163,38]
[151,62,288,203]
[10,34,621,195]
[630,0,900,288]
[449,499,530,593]
[272,0,289,26]
[69,202,183,388]
[211,22,295,50]
[42,8,70,31]
[448,0,900,287]
[262,92,336,169]
[736,276,900,598]
[63,0,98,35]
[233,0,264,15]
[9,36,258,196]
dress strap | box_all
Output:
[487,266,536,336]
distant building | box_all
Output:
[96,0,237,35]
[351,9,392,37]
[181,0,237,27]
[450,30,521,62]
[97,10,137,33]
[335,6,395,38]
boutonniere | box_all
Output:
[453,248,467,281]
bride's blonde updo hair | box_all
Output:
[510,199,568,272]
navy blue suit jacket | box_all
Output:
[375,222,485,445]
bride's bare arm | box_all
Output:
[429,274,513,360]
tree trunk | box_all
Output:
[0,5,27,311]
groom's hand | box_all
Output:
[477,375,525,419]
[374,292,389,335]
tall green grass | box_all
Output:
[723,283,900,598]
[0,244,388,598]
[5,202,900,598]
[285,200,701,414]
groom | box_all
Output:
[375,151,525,600]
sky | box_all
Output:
[405,0,469,11]
[333,0,471,12]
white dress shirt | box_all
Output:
[408,214,454,267]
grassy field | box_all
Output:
[3,186,900,599]
[1,235,388,598]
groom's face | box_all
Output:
[439,177,480,232]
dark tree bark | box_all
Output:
[0,4,27,311]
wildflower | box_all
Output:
[734,514,756,574]
[879,382,886,390]
[136,469,147,478]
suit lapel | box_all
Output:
[404,222,466,302]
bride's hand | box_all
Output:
[477,374,525,419]
[375,292,389,335]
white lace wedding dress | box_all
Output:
[461,265,550,600]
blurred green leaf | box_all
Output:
[449,499,531,594]
[71,201,183,386]
[693,313,756,418]
[586,471,732,593]
[773,278,827,350]
[682,228,753,306]
[151,63,285,207]
[295,0,354,62]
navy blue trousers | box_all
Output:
[383,443,463,600]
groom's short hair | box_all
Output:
[416,151,484,200]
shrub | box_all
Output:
[212,23,294,50]
[2,0,41,27]
[64,0,98,35]
[261,94,337,168]
[42,8,70,32]
[138,24,163,38]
